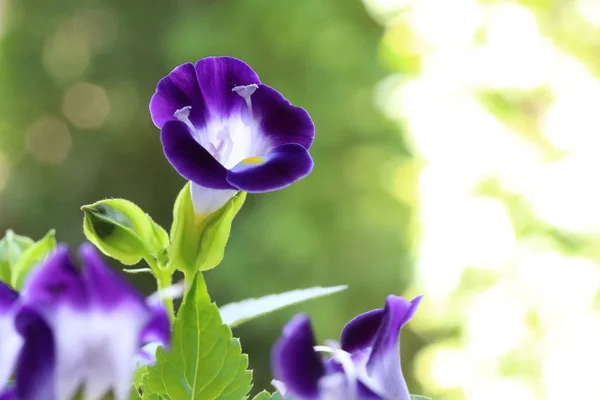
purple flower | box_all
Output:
[149,56,315,215]
[271,295,422,400]
[0,243,170,400]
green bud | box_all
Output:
[82,199,169,266]
[169,182,246,275]
[11,229,57,290]
[0,230,35,284]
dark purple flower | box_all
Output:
[149,56,315,215]
[0,283,20,391]
[271,295,422,400]
[0,243,170,400]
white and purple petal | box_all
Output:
[160,120,235,190]
[251,84,315,149]
[361,295,422,400]
[227,143,313,192]
[271,314,325,399]
[79,243,162,400]
[12,306,55,400]
[0,283,21,390]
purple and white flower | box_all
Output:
[149,56,315,215]
[0,243,170,400]
[271,295,422,400]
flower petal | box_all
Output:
[0,283,20,390]
[161,120,235,190]
[0,386,15,400]
[364,295,422,399]
[13,306,55,400]
[271,314,325,399]
[150,62,207,129]
[21,245,86,314]
[252,85,315,149]
[20,247,88,400]
[140,298,171,348]
[339,308,385,355]
[80,243,145,310]
[80,244,154,400]
[195,57,261,120]
[190,183,237,216]
[227,143,313,192]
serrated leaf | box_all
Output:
[411,396,432,400]
[143,273,252,399]
[251,391,288,400]
[219,285,348,328]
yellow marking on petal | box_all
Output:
[241,156,265,165]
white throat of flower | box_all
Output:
[314,340,358,400]
[173,84,260,168]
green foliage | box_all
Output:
[219,285,348,328]
[10,229,56,290]
[169,183,246,275]
[0,230,34,284]
[251,391,287,400]
[143,272,252,399]
[82,199,169,266]
[411,396,432,400]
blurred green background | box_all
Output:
[2,0,600,398]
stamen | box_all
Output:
[314,340,358,399]
[232,84,258,117]
[215,130,233,165]
[206,143,219,158]
[173,106,197,134]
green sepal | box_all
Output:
[0,230,34,284]
[10,229,57,290]
[169,183,246,274]
[82,199,169,266]
[411,396,432,400]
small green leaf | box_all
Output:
[220,285,348,328]
[82,199,169,266]
[143,272,252,399]
[411,395,432,400]
[0,230,34,284]
[251,391,288,400]
[11,230,57,290]
[169,183,246,274]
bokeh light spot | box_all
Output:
[62,83,110,129]
[26,117,72,165]
[43,20,90,82]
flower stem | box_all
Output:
[156,271,175,321]
[145,256,176,321]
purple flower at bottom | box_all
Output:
[0,243,170,400]
[271,295,422,400]
[149,56,315,215]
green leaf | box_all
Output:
[82,199,169,266]
[143,272,252,399]
[220,285,348,328]
[11,229,56,290]
[0,230,34,284]
[411,396,432,400]
[169,183,246,274]
[251,391,288,400]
